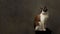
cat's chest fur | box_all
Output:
[40,12,48,22]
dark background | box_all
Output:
[0,0,60,34]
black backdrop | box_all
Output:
[0,0,60,34]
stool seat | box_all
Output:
[35,28,52,34]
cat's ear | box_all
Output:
[43,6,48,12]
[40,7,43,10]
[39,7,43,12]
